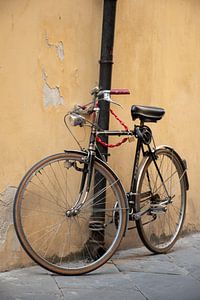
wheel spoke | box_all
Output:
[14,153,126,275]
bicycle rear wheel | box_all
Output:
[135,147,187,253]
[14,151,127,275]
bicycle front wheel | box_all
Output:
[135,147,187,253]
[14,151,127,275]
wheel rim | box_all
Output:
[137,150,186,252]
[14,153,126,274]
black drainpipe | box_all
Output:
[98,0,117,156]
[93,0,117,247]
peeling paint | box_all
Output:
[43,82,64,107]
[45,33,64,61]
[56,41,64,61]
[45,32,53,48]
[42,69,65,107]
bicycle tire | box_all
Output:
[14,151,127,275]
[135,147,187,253]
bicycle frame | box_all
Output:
[68,90,187,221]
[80,104,146,218]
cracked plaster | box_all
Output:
[42,69,65,107]
[43,82,64,107]
[0,187,17,247]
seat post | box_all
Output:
[140,120,144,127]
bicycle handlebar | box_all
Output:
[70,87,130,117]
[110,89,130,95]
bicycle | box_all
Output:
[13,87,189,275]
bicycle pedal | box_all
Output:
[150,205,167,214]
[89,221,105,231]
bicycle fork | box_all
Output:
[66,114,99,217]
[65,150,95,217]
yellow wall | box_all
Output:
[0,0,200,270]
[112,0,200,233]
[0,0,102,191]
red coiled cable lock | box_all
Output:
[96,109,129,148]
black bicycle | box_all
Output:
[13,87,189,275]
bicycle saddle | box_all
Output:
[131,105,165,123]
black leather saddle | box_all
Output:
[131,105,165,123]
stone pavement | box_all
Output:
[0,233,200,300]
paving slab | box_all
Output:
[0,233,200,300]
[167,240,200,280]
[127,272,200,300]
[54,267,130,290]
[0,267,61,300]
[112,256,188,275]
[61,286,146,300]
[54,264,147,300]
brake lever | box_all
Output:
[108,99,123,109]
[97,91,123,109]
